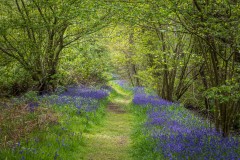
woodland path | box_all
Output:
[82,86,134,160]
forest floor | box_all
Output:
[81,85,134,160]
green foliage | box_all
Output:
[205,83,240,104]
[23,91,39,102]
[59,41,112,85]
[0,62,33,96]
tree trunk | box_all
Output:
[199,65,210,111]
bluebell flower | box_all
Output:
[132,86,240,159]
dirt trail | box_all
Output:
[108,103,126,114]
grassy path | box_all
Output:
[82,85,134,160]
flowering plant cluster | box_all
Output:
[58,86,109,99]
[41,86,109,113]
[10,85,110,113]
[133,90,240,159]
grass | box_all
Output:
[82,111,134,160]
[81,82,135,160]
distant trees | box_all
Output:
[0,0,112,93]
[59,40,111,85]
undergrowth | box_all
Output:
[0,89,109,160]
